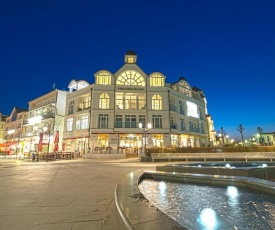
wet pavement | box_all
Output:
[0,158,159,230]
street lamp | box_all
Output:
[138,122,152,157]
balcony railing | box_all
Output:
[115,122,138,128]
[189,128,200,133]
[77,106,91,112]
[170,124,178,129]
[42,113,55,119]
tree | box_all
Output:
[257,127,263,145]
[42,119,59,161]
[217,127,227,145]
[237,124,245,144]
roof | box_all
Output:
[125,50,136,55]
[14,107,28,113]
[192,86,201,92]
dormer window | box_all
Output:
[95,72,111,85]
[127,57,134,63]
[150,74,164,86]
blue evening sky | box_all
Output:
[1,0,274,140]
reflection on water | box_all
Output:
[139,179,275,230]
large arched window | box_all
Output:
[152,94,162,110]
[96,72,111,85]
[99,93,110,109]
[116,70,145,86]
[150,74,164,86]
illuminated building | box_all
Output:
[63,50,216,155]
[22,89,67,154]
[4,107,27,154]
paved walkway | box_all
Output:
[0,158,160,230]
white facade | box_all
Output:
[22,89,67,154]
[63,51,215,155]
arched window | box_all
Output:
[96,72,111,85]
[116,70,145,86]
[99,93,110,109]
[150,74,164,86]
[152,94,162,110]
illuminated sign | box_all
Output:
[187,102,199,118]
[7,129,15,134]
[116,86,145,91]
[28,115,42,124]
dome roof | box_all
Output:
[125,50,136,55]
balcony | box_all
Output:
[114,122,140,129]
[189,128,200,133]
[169,104,177,112]
[77,107,91,112]
[170,124,178,129]
[42,113,55,119]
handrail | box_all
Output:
[151,152,275,162]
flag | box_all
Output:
[54,130,59,152]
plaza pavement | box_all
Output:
[0,157,163,230]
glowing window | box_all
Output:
[96,73,111,85]
[97,134,109,148]
[152,94,162,110]
[99,93,110,109]
[116,70,145,86]
[150,74,164,86]
[127,57,134,63]
[80,115,89,129]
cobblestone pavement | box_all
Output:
[0,158,159,230]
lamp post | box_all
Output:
[138,122,152,157]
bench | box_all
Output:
[56,152,72,159]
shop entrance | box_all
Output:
[119,134,142,156]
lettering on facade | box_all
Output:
[117,87,144,91]
[110,137,118,144]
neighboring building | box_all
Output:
[0,112,8,152]
[63,80,91,156]
[22,89,67,154]
[4,107,28,154]
[63,50,216,155]
[254,132,275,146]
